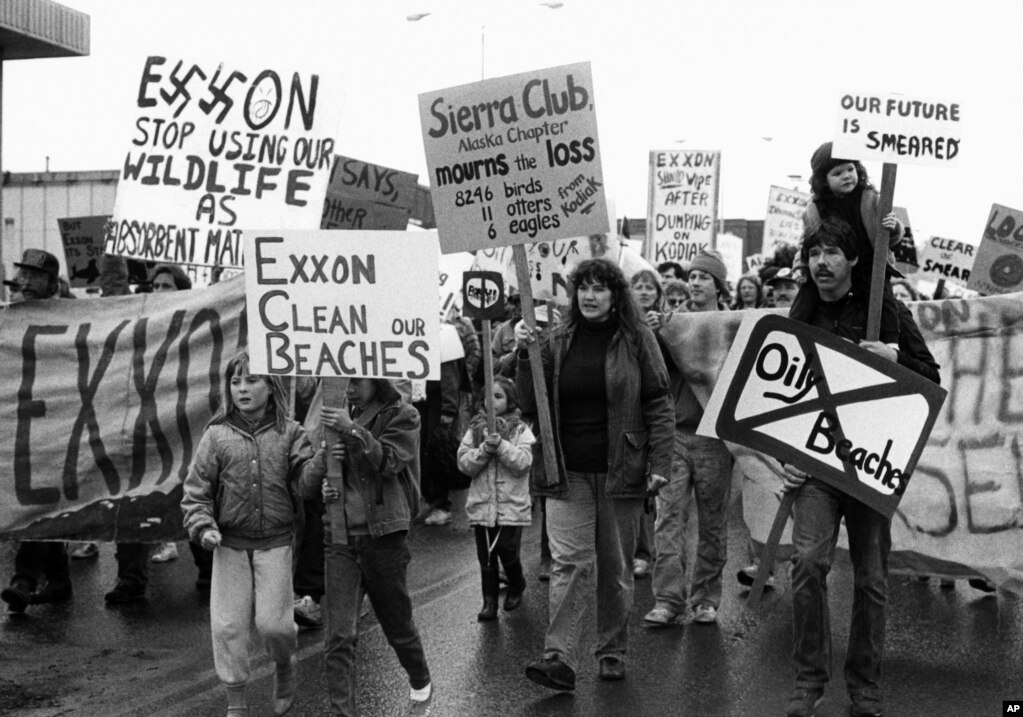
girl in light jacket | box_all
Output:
[182,351,326,717]
[457,376,535,622]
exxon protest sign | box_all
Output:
[697,314,946,518]
[106,56,344,269]
[243,230,440,379]
[419,62,608,254]
[833,92,961,168]
[646,149,720,265]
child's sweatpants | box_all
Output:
[210,544,297,685]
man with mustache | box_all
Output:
[781,217,938,717]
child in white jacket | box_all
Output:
[457,376,535,621]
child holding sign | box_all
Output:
[791,141,904,344]
[182,351,326,717]
[457,376,536,621]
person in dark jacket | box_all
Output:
[516,258,674,690]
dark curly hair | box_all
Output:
[799,216,859,267]
[564,258,643,339]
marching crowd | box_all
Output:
[1,142,994,717]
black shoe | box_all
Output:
[598,655,625,681]
[1,582,33,613]
[525,655,576,691]
[503,560,526,612]
[104,584,146,605]
[477,597,498,622]
[30,583,72,605]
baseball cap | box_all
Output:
[14,249,60,277]
[766,267,798,286]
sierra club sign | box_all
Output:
[418,62,608,254]
[698,314,947,518]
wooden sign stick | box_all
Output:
[512,244,559,483]
[866,163,898,342]
[746,490,795,610]
[321,377,350,544]
[482,318,496,433]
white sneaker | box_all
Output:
[293,595,323,628]
[692,603,718,624]
[151,542,179,563]
[423,509,451,526]
[632,558,651,578]
[407,683,433,716]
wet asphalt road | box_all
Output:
[1,496,1021,717]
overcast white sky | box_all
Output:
[4,0,1021,245]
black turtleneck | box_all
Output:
[559,314,618,472]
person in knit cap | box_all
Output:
[790,141,903,345]
[644,248,734,627]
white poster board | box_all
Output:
[645,149,720,265]
[243,230,440,379]
[833,92,961,167]
[918,236,976,287]
[419,62,608,254]
[762,185,811,257]
[106,56,344,268]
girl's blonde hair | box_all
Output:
[208,350,289,431]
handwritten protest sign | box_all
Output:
[321,155,418,231]
[918,235,975,287]
[473,236,585,304]
[833,92,961,167]
[419,62,608,254]
[645,149,720,265]
[967,204,1023,296]
[243,230,440,380]
[59,215,109,288]
[762,185,810,257]
[105,56,344,268]
[697,313,947,518]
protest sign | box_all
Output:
[697,313,947,518]
[832,92,961,167]
[321,155,418,231]
[762,185,810,257]
[58,215,109,289]
[645,149,720,265]
[105,56,344,268]
[462,271,505,321]
[0,277,246,541]
[891,206,919,275]
[918,235,976,287]
[439,249,476,319]
[418,62,608,254]
[243,230,440,380]
[967,203,1023,296]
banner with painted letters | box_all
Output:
[0,277,246,542]
[105,55,344,269]
[657,296,1023,593]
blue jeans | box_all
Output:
[323,531,430,717]
[791,479,890,702]
[651,429,732,611]
[544,471,643,671]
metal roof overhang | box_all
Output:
[0,0,89,60]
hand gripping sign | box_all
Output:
[698,314,946,519]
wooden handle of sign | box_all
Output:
[512,245,560,485]
[746,490,796,610]
[322,377,350,544]
[866,163,897,342]
[482,319,496,434]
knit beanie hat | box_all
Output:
[688,249,730,301]
[810,141,854,177]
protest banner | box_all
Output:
[418,62,609,254]
[762,185,810,257]
[698,313,946,518]
[58,215,109,289]
[321,155,419,231]
[645,149,720,265]
[0,277,246,542]
[105,55,344,268]
[243,229,440,380]
[833,92,962,167]
[656,297,1023,593]
[918,235,976,287]
[967,203,1023,296]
